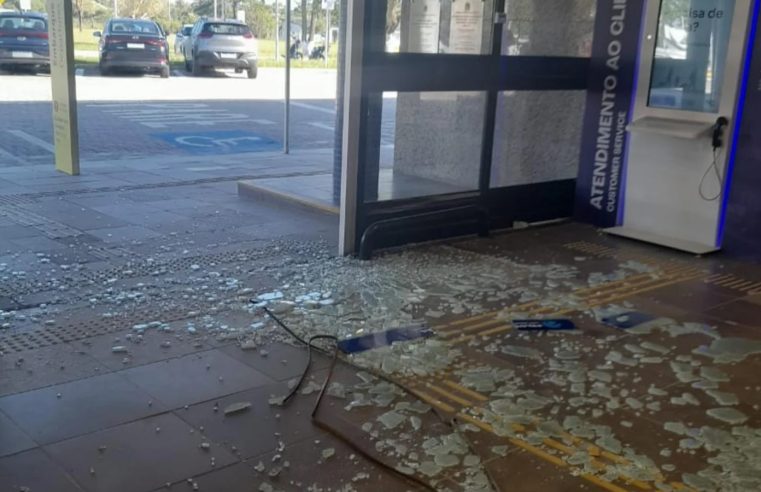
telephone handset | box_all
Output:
[701,116,730,201]
[712,116,729,149]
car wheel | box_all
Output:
[99,63,110,76]
[247,66,257,79]
[160,66,170,78]
[192,58,202,76]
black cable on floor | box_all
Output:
[260,306,437,491]
[284,333,336,404]
[259,305,498,492]
[261,306,333,403]
[262,305,311,346]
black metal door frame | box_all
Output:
[352,0,590,258]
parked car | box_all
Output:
[94,18,170,78]
[185,18,258,79]
[181,23,194,60]
[175,23,192,55]
[0,12,49,74]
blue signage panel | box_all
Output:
[152,130,280,154]
[575,0,646,227]
[721,0,761,256]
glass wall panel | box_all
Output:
[364,91,486,202]
[491,91,586,187]
[504,0,596,56]
[385,0,495,54]
[491,0,595,187]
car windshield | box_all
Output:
[182,26,192,35]
[202,23,251,35]
[0,15,47,31]
[110,20,159,35]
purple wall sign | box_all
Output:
[721,0,761,258]
[575,0,646,227]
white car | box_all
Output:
[184,18,258,78]
[175,24,192,55]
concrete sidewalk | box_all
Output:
[0,67,339,102]
[0,148,334,197]
[0,149,338,299]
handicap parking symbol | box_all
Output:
[153,130,280,155]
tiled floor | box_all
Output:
[2,160,761,491]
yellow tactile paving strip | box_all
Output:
[437,263,705,345]
[563,241,672,267]
[566,240,761,296]
[392,242,717,491]
[398,367,695,492]
[704,273,761,295]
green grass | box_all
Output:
[73,28,99,51]
[73,28,338,70]
[256,39,338,69]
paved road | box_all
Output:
[0,66,340,102]
[0,68,397,167]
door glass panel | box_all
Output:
[503,0,596,56]
[648,0,736,113]
[364,91,485,202]
[491,0,594,188]
[386,0,494,54]
[491,91,586,187]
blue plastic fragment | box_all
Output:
[337,324,433,354]
[601,311,656,329]
[512,319,576,331]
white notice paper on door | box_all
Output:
[449,0,484,54]
[407,0,441,53]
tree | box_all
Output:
[118,0,166,19]
[387,0,400,35]
[300,0,306,42]
[244,2,275,39]
[188,0,279,40]
[72,0,107,31]
[661,0,691,25]
[191,0,213,17]
[307,0,318,40]
[168,0,195,32]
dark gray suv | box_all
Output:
[185,19,258,79]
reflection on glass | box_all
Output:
[648,0,736,113]
[492,91,585,187]
[386,0,403,52]
[502,0,596,57]
[385,0,493,54]
[364,92,484,203]
[444,0,488,54]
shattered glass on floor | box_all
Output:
[3,226,761,491]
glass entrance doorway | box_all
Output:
[339,0,595,257]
